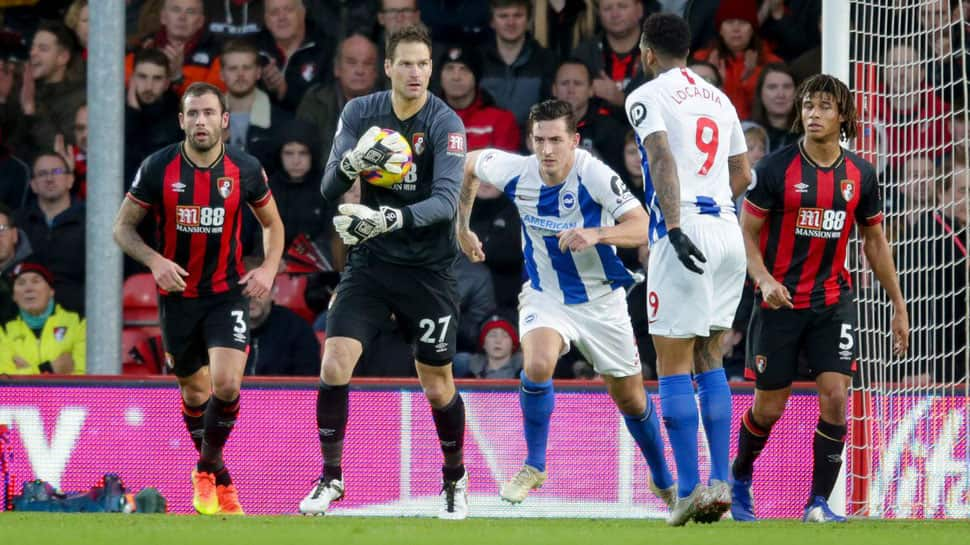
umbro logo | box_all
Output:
[171,182,186,193]
[794,182,809,193]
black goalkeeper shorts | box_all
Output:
[327,251,459,365]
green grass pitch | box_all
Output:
[3,514,969,545]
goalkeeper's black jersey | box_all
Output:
[322,90,467,270]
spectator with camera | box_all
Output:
[0,262,85,375]
[255,0,332,113]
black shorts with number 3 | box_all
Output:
[159,290,250,377]
[745,293,858,390]
[327,251,459,365]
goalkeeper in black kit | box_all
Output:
[298,25,470,519]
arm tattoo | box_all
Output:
[727,154,751,199]
[643,132,681,229]
[458,172,479,231]
[112,199,157,267]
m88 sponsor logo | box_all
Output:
[795,207,846,239]
[176,205,226,233]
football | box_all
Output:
[359,128,413,188]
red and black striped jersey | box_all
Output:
[127,142,272,297]
[743,141,884,309]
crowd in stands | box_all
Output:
[0,0,966,383]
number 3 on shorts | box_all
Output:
[231,310,247,334]
[419,315,452,344]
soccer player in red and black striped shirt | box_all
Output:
[113,82,285,515]
[730,75,909,523]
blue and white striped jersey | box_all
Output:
[474,148,641,305]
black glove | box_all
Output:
[667,227,707,275]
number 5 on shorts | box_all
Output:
[839,323,853,350]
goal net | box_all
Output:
[842,0,969,518]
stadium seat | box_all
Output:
[123,273,159,325]
[122,329,166,375]
[121,328,152,375]
[273,273,315,323]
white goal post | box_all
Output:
[824,0,970,518]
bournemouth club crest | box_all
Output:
[840,179,855,202]
[218,177,234,199]
[755,355,767,373]
[412,132,426,156]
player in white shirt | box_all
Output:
[458,99,676,510]
[625,13,753,526]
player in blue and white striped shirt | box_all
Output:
[458,100,675,509]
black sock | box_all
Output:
[181,398,208,453]
[317,382,349,479]
[733,408,772,478]
[323,465,343,482]
[199,394,239,471]
[809,418,846,503]
[214,466,232,487]
[431,393,465,481]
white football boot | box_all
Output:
[439,471,469,520]
[299,477,344,515]
[500,464,548,504]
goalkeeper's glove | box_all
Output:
[339,126,411,180]
[667,227,707,275]
[332,203,404,245]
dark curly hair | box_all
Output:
[792,74,858,140]
[639,13,691,59]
